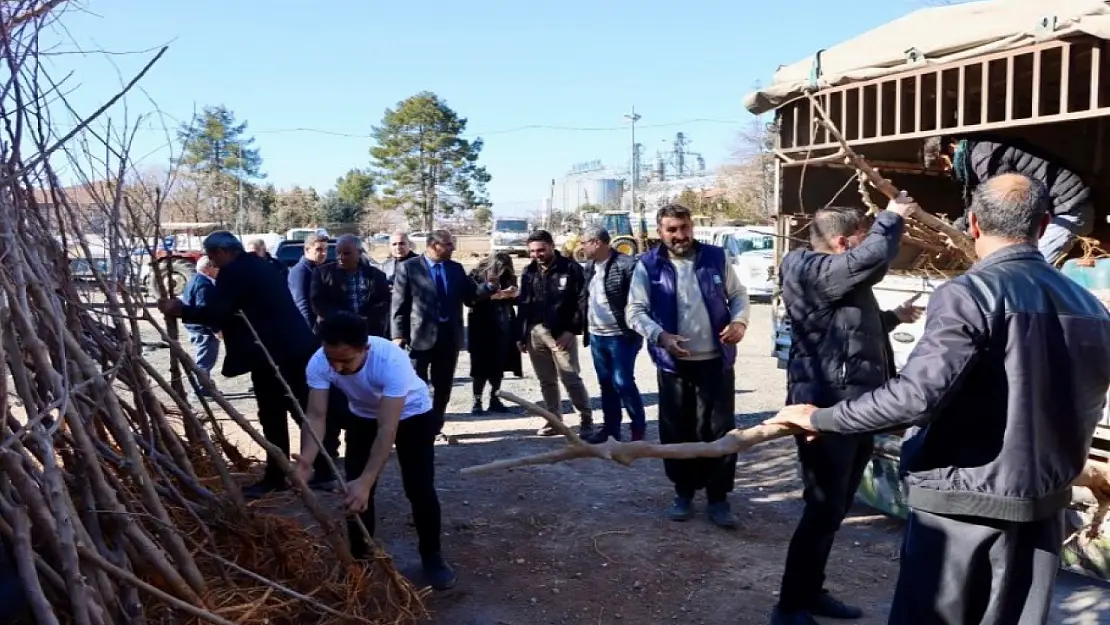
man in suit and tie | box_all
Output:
[391,230,512,440]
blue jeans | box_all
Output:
[589,333,646,439]
[188,330,220,395]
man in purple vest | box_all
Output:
[627,203,751,529]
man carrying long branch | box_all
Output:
[769,174,1110,625]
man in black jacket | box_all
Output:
[158,231,330,498]
[311,234,391,337]
[392,230,500,439]
[771,174,1110,625]
[771,197,921,625]
[923,134,1093,263]
[288,233,329,330]
[517,229,593,437]
[247,238,289,279]
[578,226,645,444]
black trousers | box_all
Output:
[778,433,874,611]
[888,509,1063,625]
[250,355,340,485]
[410,322,459,432]
[345,410,442,560]
[472,372,502,397]
[657,359,737,502]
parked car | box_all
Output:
[274,239,338,267]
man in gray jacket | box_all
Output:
[771,174,1110,625]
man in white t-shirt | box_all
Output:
[295,311,456,591]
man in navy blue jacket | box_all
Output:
[288,233,330,330]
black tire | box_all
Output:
[170,261,196,297]
[148,260,194,297]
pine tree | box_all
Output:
[177,105,263,225]
[370,92,491,232]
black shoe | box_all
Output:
[242,480,287,500]
[706,500,739,530]
[584,428,613,444]
[578,421,596,439]
[769,607,821,625]
[471,399,486,415]
[808,591,863,619]
[488,396,508,413]
[536,423,560,436]
[421,553,457,591]
[667,496,695,522]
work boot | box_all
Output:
[471,398,485,416]
[487,395,508,413]
[421,553,457,591]
[536,422,560,437]
[769,607,821,625]
[706,500,739,530]
[630,427,645,442]
[667,496,695,522]
[808,591,863,619]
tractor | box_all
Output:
[563,211,657,261]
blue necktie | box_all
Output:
[434,264,449,321]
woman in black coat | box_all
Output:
[468,253,522,414]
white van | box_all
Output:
[491,217,530,257]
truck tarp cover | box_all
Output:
[744,0,1110,115]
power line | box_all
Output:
[43,117,749,139]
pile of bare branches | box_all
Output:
[0,2,424,624]
[802,91,977,272]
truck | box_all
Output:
[746,0,1110,581]
[490,217,531,257]
[694,226,776,300]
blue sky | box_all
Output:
[44,0,924,214]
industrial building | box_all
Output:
[547,132,713,215]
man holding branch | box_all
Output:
[296,312,456,591]
[772,194,921,625]
[770,174,1110,624]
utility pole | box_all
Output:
[236,144,244,233]
[624,107,643,245]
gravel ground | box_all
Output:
[139,296,1109,624]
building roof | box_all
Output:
[744,0,1110,115]
[32,180,116,206]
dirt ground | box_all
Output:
[138,295,1110,624]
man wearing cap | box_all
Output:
[158,231,329,498]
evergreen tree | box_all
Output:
[177,105,263,225]
[370,92,491,232]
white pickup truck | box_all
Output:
[695,225,776,301]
